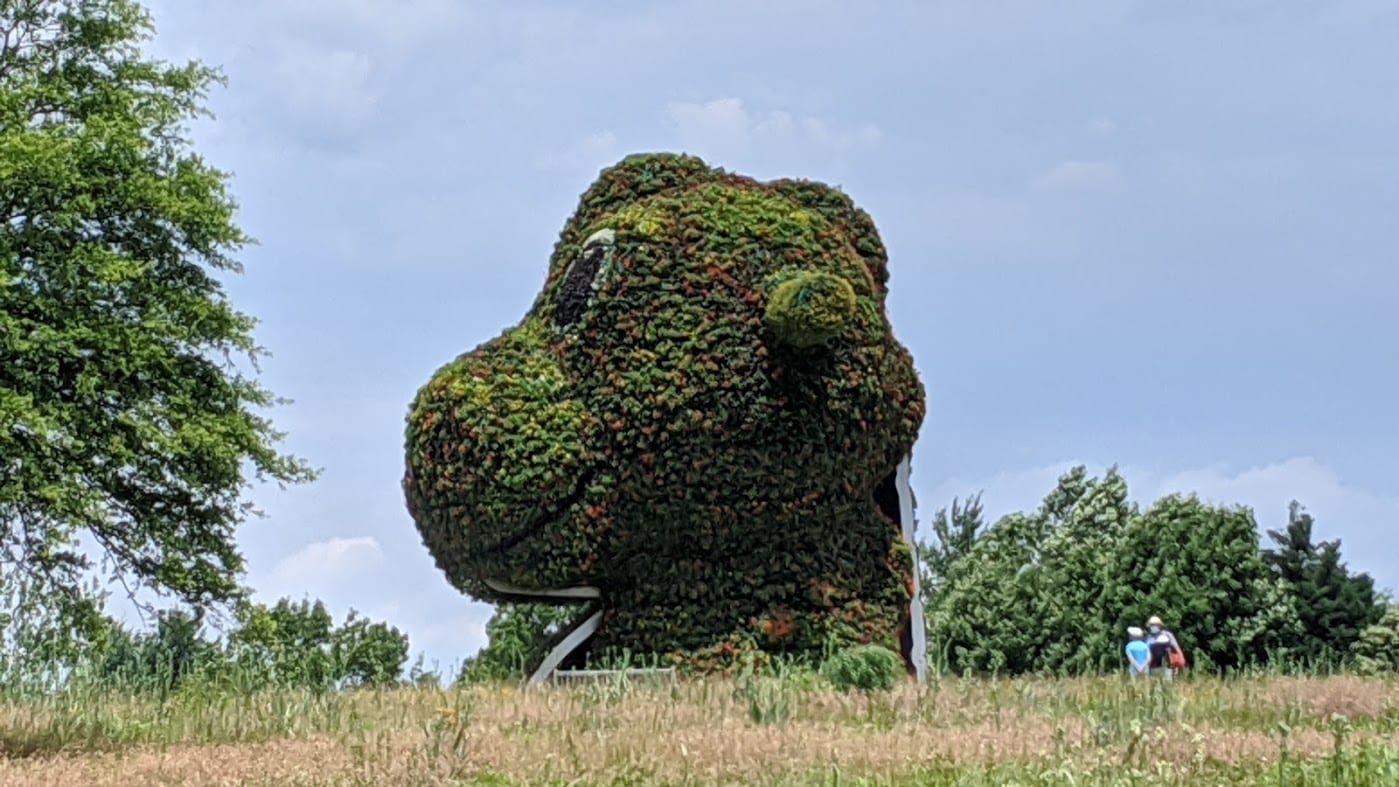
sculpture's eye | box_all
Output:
[555,229,613,329]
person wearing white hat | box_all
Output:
[1145,615,1183,677]
[1124,626,1149,678]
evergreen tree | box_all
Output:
[918,491,986,603]
[1263,500,1384,665]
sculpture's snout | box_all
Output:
[403,319,594,594]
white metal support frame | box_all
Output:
[483,580,602,601]
[895,454,928,683]
[528,609,604,686]
[483,579,604,686]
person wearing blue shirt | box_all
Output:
[1124,626,1150,678]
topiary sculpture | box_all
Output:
[402,152,926,674]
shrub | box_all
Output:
[821,644,904,693]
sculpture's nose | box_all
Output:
[403,318,592,594]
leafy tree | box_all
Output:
[925,466,1132,676]
[0,0,314,639]
[1350,603,1399,675]
[926,509,1050,675]
[1263,500,1384,665]
[332,610,410,687]
[1,566,109,682]
[1035,466,1133,673]
[82,597,408,694]
[911,467,1396,677]
[1109,494,1298,671]
[228,597,338,689]
[224,597,407,689]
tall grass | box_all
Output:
[1,658,1396,785]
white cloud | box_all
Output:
[665,97,881,161]
[1031,160,1122,192]
[403,607,495,671]
[259,536,385,597]
[668,98,752,150]
[915,456,1398,594]
[920,460,1079,523]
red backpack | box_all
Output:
[1169,646,1186,670]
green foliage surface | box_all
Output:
[917,491,984,602]
[925,467,1134,675]
[404,153,925,667]
[0,0,313,633]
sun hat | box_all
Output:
[1127,626,1144,638]
[1147,615,1163,627]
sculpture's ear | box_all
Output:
[767,179,890,291]
[561,153,720,247]
[763,269,859,349]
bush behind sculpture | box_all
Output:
[403,153,925,669]
[821,644,904,693]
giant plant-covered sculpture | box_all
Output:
[403,153,926,671]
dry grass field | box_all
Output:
[1,672,1397,785]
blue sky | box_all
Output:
[126,0,1397,674]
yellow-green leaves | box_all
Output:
[764,270,859,348]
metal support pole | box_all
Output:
[895,454,927,683]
